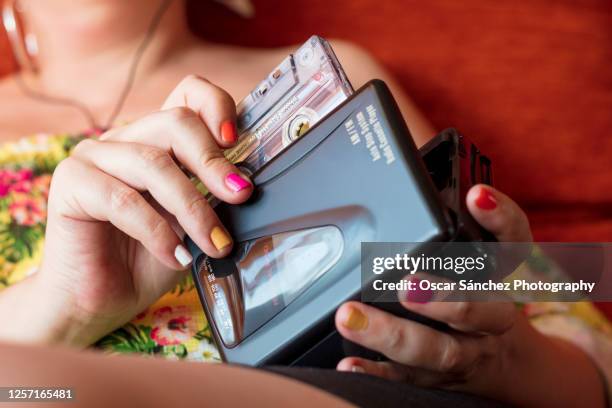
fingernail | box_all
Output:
[225,173,251,192]
[475,187,497,210]
[405,278,433,303]
[342,306,368,331]
[174,244,193,267]
[221,120,238,144]
[210,226,232,251]
[351,365,365,373]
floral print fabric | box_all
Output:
[0,132,609,375]
[0,132,219,362]
[0,134,70,288]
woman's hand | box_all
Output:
[335,185,606,407]
[0,76,253,347]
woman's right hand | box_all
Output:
[0,76,253,346]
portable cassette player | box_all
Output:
[185,80,494,367]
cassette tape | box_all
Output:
[227,35,354,174]
[194,36,353,198]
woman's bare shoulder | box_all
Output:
[326,39,436,142]
[213,39,381,85]
[243,38,390,88]
[232,38,379,74]
[326,39,390,88]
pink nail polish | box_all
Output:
[404,278,433,303]
[225,173,251,192]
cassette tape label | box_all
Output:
[195,36,353,199]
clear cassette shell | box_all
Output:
[196,36,353,198]
[225,35,353,174]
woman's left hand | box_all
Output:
[335,185,606,407]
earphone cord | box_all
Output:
[14,0,173,132]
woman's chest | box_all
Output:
[0,66,268,141]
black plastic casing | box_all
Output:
[186,80,493,367]
[420,128,494,243]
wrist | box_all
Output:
[35,269,118,347]
[500,317,606,407]
[0,272,88,347]
[0,271,106,347]
[32,271,90,347]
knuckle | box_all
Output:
[386,323,407,356]
[438,338,463,372]
[49,160,76,198]
[184,193,209,219]
[52,159,84,188]
[138,147,174,171]
[72,138,97,156]
[164,106,196,123]
[148,216,172,252]
[451,301,473,325]
[98,126,121,141]
[52,158,74,180]
[48,159,80,212]
[180,74,210,87]
[199,149,227,171]
[162,107,202,139]
[207,85,234,106]
[110,186,141,212]
[148,214,168,237]
[181,74,233,106]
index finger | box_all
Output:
[162,75,239,148]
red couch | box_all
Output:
[2,0,610,315]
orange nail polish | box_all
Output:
[210,226,232,251]
[221,120,238,144]
[342,306,368,331]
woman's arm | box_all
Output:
[0,342,352,408]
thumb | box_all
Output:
[466,185,532,242]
